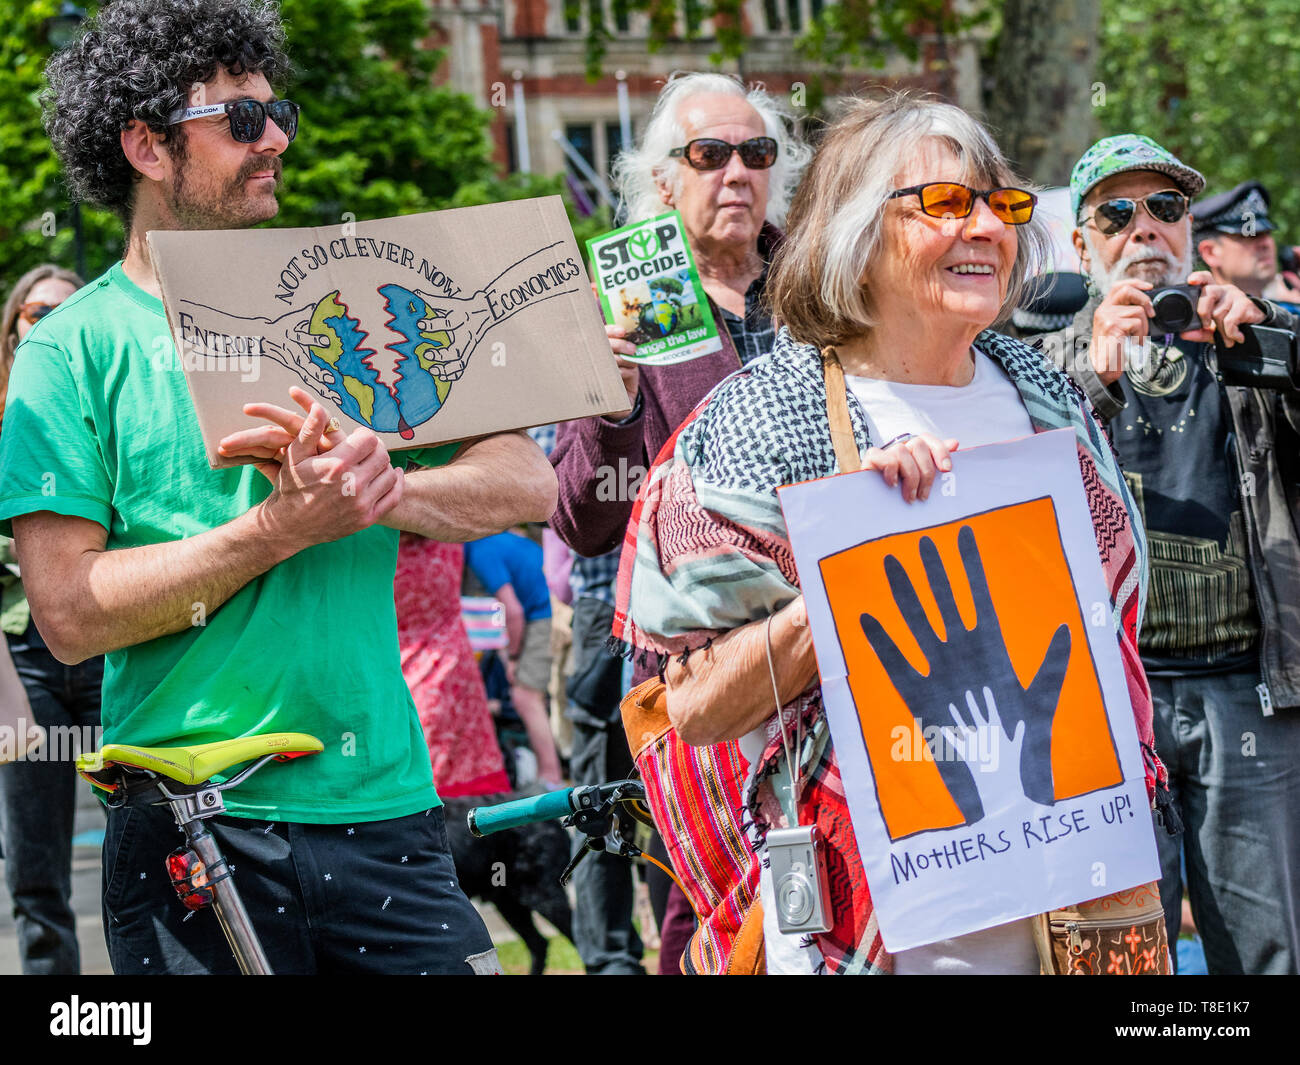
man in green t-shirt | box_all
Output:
[0,0,557,975]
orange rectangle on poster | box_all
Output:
[818,496,1123,842]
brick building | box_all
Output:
[428,0,985,208]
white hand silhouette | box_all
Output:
[938,687,1028,819]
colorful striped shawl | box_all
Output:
[632,717,759,973]
[613,327,1165,975]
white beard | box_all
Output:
[1082,227,1194,296]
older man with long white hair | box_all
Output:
[548,72,810,975]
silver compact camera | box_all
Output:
[767,824,833,935]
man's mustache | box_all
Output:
[235,156,283,184]
[1118,250,1176,273]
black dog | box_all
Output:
[441,794,574,975]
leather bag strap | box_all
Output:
[821,346,863,474]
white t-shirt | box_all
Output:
[843,345,1035,452]
[753,346,1040,975]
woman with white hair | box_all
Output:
[614,94,1170,974]
[548,72,810,975]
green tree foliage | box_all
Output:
[1097,0,1300,234]
[275,0,495,227]
[278,0,604,238]
[446,171,612,248]
[0,0,122,297]
[0,0,596,301]
[564,0,981,88]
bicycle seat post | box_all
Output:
[163,785,272,976]
[78,733,322,976]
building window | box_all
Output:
[683,0,703,34]
[563,0,639,35]
[763,0,782,32]
[564,122,598,205]
[785,0,802,33]
[605,119,631,177]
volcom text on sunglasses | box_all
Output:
[168,99,300,144]
[888,182,1038,225]
[669,137,779,171]
[1081,189,1189,235]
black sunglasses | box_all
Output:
[168,99,301,144]
[1080,190,1188,235]
[669,137,779,171]
[888,182,1038,225]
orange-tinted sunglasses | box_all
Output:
[889,182,1038,225]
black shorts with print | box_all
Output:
[101,800,500,974]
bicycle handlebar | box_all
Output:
[466,787,575,836]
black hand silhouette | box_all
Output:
[859,525,1072,815]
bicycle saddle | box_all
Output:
[77,733,324,789]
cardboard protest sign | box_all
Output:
[587,210,723,365]
[148,197,629,467]
[778,430,1159,952]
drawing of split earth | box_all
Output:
[302,284,459,439]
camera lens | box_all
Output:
[1149,288,1199,335]
[777,872,815,924]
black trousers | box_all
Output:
[566,596,644,975]
[102,800,499,974]
[0,625,103,974]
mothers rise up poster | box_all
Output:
[779,430,1159,951]
[149,197,629,467]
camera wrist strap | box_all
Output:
[765,613,804,826]
[754,347,856,826]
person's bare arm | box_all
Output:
[386,432,557,542]
[15,508,297,665]
[220,388,557,542]
[496,582,526,658]
[664,596,818,746]
[15,403,403,665]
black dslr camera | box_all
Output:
[1146,284,1299,389]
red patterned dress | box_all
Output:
[395,535,511,798]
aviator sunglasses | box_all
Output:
[888,182,1038,225]
[669,136,779,171]
[1080,189,1189,235]
[167,98,301,144]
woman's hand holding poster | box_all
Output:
[778,429,1160,952]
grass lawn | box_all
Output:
[496,934,661,975]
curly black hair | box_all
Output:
[42,0,290,221]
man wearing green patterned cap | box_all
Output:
[1039,134,1300,975]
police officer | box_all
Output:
[1195,180,1300,311]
